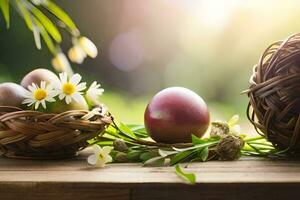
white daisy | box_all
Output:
[57,72,87,104]
[87,145,113,167]
[86,81,104,105]
[22,81,57,110]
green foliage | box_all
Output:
[175,165,196,185]
[0,0,78,56]
[144,156,165,167]
[43,0,77,32]
[16,0,33,30]
[93,115,289,184]
[30,5,61,43]
[0,0,10,28]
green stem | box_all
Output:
[244,136,265,142]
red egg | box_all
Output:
[144,87,210,143]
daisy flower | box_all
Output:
[87,145,113,168]
[86,81,104,105]
[22,81,57,110]
[57,72,87,104]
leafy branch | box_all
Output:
[0,0,97,76]
[89,115,287,184]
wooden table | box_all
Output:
[0,149,300,200]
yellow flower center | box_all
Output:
[63,82,75,95]
[34,89,47,100]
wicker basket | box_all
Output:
[0,106,112,159]
[246,33,300,153]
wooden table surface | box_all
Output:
[0,149,300,200]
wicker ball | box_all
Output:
[0,106,112,159]
[247,33,300,153]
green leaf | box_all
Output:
[140,151,159,162]
[44,0,78,32]
[143,156,165,167]
[173,140,219,152]
[119,123,137,139]
[0,0,9,28]
[127,124,149,138]
[158,149,177,157]
[170,150,196,166]
[16,0,33,30]
[30,5,62,43]
[175,165,196,185]
[200,146,209,161]
[192,134,220,145]
[126,149,142,161]
[33,17,55,54]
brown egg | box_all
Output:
[0,82,27,108]
[21,68,60,88]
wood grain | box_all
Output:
[0,149,300,199]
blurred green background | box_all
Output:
[1,0,300,132]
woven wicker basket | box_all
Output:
[0,106,112,159]
[247,33,300,153]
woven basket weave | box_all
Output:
[0,106,112,159]
[247,33,300,153]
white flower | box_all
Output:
[86,81,104,105]
[87,145,113,167]
[22,81,57,110]
[68,36,98,64]
[57,72,86,104]
[79,36,98,58]
[228,115,241,134]
[51,52,74,77]
[68,44,86,64]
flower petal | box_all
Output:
[22,99,34,104]
[28,85,35,93]
[228,115,239,127]
[46,97,56,102]
[70,74,82,85]
[35,101,40,110]
[102,146,113,155]
[75,82,86,91]
[87,154,97,165]
[23,90,33,98]
[91,144,102,154]
[79,37,98,58]
[71,93,83,103]
[41,81,46,90]
[68,45,86,64]
[65,95,72,104]
[41,100,46,109]
[95,159,106,168]
[104,154,113,163]
[59,72,68,84]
